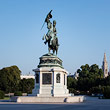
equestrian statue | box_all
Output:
[42,10,59,55]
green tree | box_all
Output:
[0,65,21,93]
[14,91,22,96]
[19,78,34,94]
[77,64,103,92]
[77,64,90,78]
[103,86,110,98]
[67,77,77,94]
[90,86,101,94]
[67,77,77,89]
[104,76,110,86]
[0,90,5,99]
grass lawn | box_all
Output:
[0,97,10,100]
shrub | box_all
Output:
[69,88,79,95]
[103,86,110,99]
[90,86,101,94]
[14,91,22,96]
[90,86,110,99]
[69,88,76,93]
[0,90,5,99]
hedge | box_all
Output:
[0,90,5,99]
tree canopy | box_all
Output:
[0,65,21,93]
[76,64,103,91]
[67,64,108,96]
[19,78,34,94]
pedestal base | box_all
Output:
[11,96,85,103]
[27,54,84,103]
[33,67,70,97]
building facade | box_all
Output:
[20,75,35,79]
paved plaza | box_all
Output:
[0,96,110,110]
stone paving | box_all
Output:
[0,96,110,110]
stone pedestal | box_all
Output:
[11,53,85,103]
[32,54,69,97]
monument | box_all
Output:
[11,10,84,103]
[32,10,69,97]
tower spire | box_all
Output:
[104,53,106,61]
[102,53,108,78]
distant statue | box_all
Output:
[42,10,59,55]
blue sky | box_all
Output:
[0,0,110,75]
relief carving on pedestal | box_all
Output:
[56,73,60,83]
[42,73,52,84]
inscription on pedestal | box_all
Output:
[42,73,52,84]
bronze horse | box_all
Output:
[43,34,59,55]
[48,37,58,55]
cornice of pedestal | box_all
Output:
[33,67,68,74]
[37,53,64,69]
